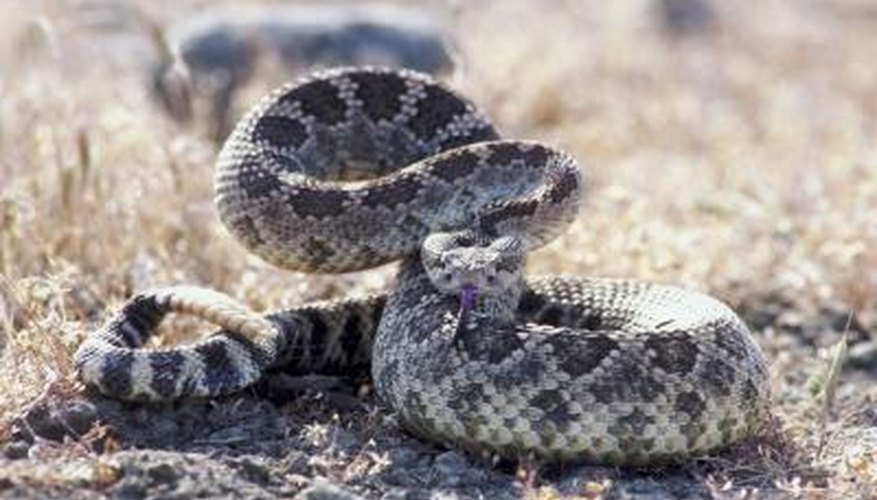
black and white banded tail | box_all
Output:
[74,286,384,401]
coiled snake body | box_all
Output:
[75,67,770,465]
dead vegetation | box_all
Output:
[1,0,875,497]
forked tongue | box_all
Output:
[460,283,477,313]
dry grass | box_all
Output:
[1,0,875,496]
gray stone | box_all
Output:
[295,481,364,500]
[150,3,455,143]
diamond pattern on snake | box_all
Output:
[75,66,771,465]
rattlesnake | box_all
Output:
[75,67,771,465]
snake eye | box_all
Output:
[486,274,496,284]
[442,272,453,282]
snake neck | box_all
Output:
[462,277,524,327]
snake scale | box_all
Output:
[75,67,771,465]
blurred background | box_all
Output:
[2,0,874,303]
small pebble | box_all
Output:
[231,456,273,485]
[381,487,432,500]
[387,447,419,468]
[147,463,180,484]
[295,481,364,500]
[2,440,30,460]
[14,399,98,442]
[433,451,483,487]
[326,426,361,454]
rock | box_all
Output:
[387,447,420,468]
[146,462,180,484]
[326,426,361,455]
[432,451,484,487]
[381,488,432,500]
[12,399,98,443]
[150,3,455,143]
[848,340,877,370]
[229,456,274,485]
[295,481,364,500]
[658,0,716,36]
[2,440,30,460]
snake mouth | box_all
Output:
[460,284,478,313]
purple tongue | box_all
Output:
[460,284,477,313]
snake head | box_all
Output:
[421,231,526,312]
